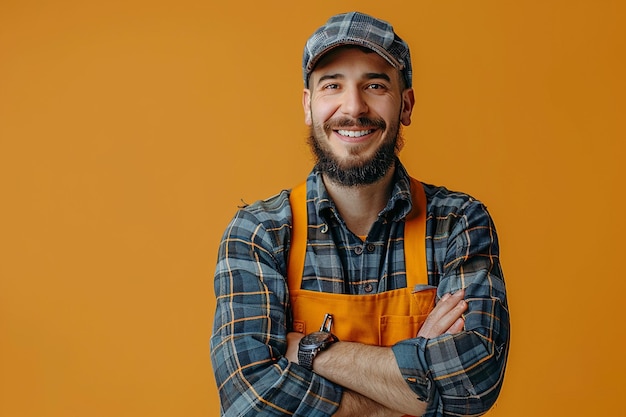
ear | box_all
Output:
[400,88,415,126]
[302,89,312,126]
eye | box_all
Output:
[367,83,387,90]
[323,83,340,90]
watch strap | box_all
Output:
[297,333,338,370]
[298,348,316,370]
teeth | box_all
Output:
[337,129,373,138]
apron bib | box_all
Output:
[287,178,436,346]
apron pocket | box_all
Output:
[379,314,429,347]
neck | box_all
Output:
[322,164,396,237]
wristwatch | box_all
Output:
[297,313,339,371]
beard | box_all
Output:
[307,115,404,187]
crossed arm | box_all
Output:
[285,291,468,416]
[211,197,509,416]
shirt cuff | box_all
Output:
[391,337,435,402]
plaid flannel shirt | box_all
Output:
[211,162,509,416]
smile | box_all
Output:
[336,129,374,138]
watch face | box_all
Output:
[300,331,332,348]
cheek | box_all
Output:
[377,102,403,126]
[310,99,339,125]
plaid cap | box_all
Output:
[303,11,412,88]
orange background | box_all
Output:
[1,0,624,416]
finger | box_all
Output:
[418,291,467,338]
[439,288,464,303]
[445,316,465,334]
[432,298,467,333]
[445,289,465,302]
[432,290,465,317]
[439,292,452,302]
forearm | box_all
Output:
[314,341,427,416]
[334,390,402,417]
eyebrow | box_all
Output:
[316,72,392,84]
[365,72,391,82]
[318,73,344,83]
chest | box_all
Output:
[300,218,409,294]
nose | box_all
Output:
[340,87,368,117]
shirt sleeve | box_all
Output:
[210,207,343,417]
[392,199,510,416]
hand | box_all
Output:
[417,289,467,339]
[285,331,304,363]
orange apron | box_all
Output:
[287,177,436,347]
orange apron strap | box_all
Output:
[287,182,307,290]
[404,178,428,288]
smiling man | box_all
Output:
[304,46,409,191]
[211,11,510,417]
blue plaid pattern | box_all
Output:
[211,162,509,416]
[303,11,412,88]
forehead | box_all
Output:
[310,46,399,84]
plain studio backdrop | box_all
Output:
[1,0,624,416]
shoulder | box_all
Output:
[239,189,293,222]
[421,182,495,233]
[422,182,481,214]
[222,190,293,249]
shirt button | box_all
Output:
[354,246,363,255]
[366,243,376,252]
[364,284,373,293]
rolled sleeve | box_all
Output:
[392,337,435,402]
[392,314,509,416]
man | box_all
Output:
[211,11,509,417]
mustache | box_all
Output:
[323,117,386,131]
